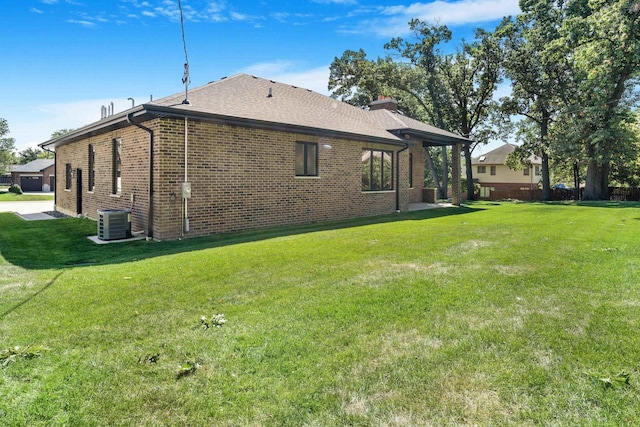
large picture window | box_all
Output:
[88,144,95,192]
[112,138,122,194]
[295,142,318,176]
[362,149,393,191]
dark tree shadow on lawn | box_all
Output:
[0,205,481,271]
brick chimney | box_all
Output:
[369,96,398,112]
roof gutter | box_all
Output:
[126,113,154,239]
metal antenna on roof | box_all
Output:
[178,0,190,105]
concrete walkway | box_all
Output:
[0,200,55,215]
[408,202,454,211]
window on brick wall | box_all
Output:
[295,142,318,176]
[65,163,72,190]
[477,165,486,174]
[362,149,393,191]
[409,153,413,188]
[112,138,122,194]
[88,144,95,192]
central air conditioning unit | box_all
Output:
[97,209,132,241]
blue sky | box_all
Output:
[1,0,520,152]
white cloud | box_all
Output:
[311,0,357,4]
[350,0,520,37]
[240,62,331,95]
[30,7,44,14]
[6,98,144,150]
[67,19,96,27]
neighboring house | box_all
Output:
[1,166,14,185]
[471,143,542,198]
[10,159,55,192]
[40,74,469,240]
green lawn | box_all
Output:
[1,202,639,426]
[0,192,54,202]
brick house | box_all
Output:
[40,74,469,240]
[10,158,55,192]
[472,143,542,198]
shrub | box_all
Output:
[8,185,23,195]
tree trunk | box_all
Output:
[464,144,475,201]
[583,160,609,200]
[541,151,551,201]
[583,144,609,200]
[425,148,443,198]
[540,113,551,201]
[573,162,580,200]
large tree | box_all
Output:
[0,118,17,175]
[329,20,503,200]
[18,147,47,164]
[498,13,567,201]
[519,0,640,199]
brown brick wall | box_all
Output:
[54,117,421,240]
[55,124,151,234]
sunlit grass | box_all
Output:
[1,201,639,425]
[0,192,54,201]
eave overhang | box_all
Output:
[40,104,416,150]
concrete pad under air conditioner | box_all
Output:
[87,235,146,244]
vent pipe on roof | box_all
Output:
[268,87,273,98]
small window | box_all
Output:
[408,153,413,188]
[477,165,486,174]
[65,163,72,190]
[112,138,122,194]
[295,142,318,176]
[362,149,393,191]
[88,144,95,192]
[523,167,530,176]
[490,165,496,175]
[535,165,541,176]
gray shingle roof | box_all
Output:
[472,143,541,165]
[11,158,54,173]
[149,74,469,145]
[41,73,469,149]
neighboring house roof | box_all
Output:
[41,73,470,149]
[472,143,541,166]
[11,158,54,173]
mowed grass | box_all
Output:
[1,201,640,426]
[0,192,54,202]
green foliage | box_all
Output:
[0,118,17,175]
[50,128,75,139]
[18,147,46,164]
[8,185,23,195]
[176,359,201,378]
[1,345,49,367]
[329,20,503,199]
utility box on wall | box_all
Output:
[97,209,132,240]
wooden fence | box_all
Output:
[487,187,640,202]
